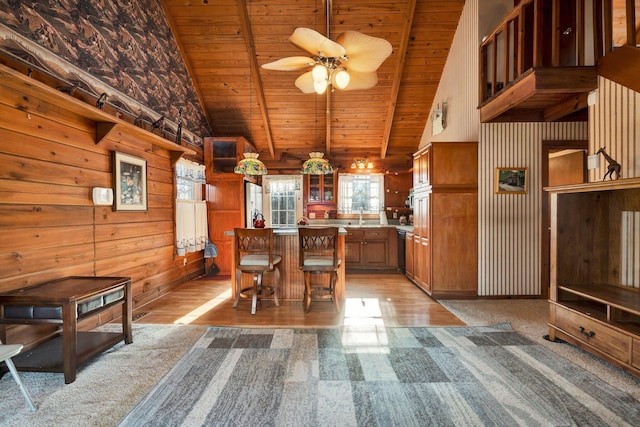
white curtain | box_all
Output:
[176,200,208,256]
[175,159,207,256]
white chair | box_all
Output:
[1,341,37,411]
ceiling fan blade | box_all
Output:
[261,56,315,71]
[335,31,393,72]
[294,71,317,94]
[336,70,379,91]
[290,27,346,58]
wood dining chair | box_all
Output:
[233,228,282,315]
[298,227,341,313]
[1,340,37,411]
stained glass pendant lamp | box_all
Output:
[302,151,333,175]
[234,152,267,175]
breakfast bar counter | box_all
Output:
[226,228,346,304]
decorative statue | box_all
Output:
[596,146,621,180]
[95,92,108,109]
[175,107,183,144]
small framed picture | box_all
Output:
[495,167,528,194]
[113,152,147,211]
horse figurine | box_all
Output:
[597,147,621,180]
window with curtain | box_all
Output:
[263,175,302,227]
[337,174,385,214]
[175,159,207,256]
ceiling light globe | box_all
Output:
[335,69,350,89]
[312,64,328,82]
[314,79,328,94]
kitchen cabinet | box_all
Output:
[305,172,337,218]
[409,142,477,299]
[204,137,256,274]
[405,231,414,280]
[345,227,398,270]
[205,136,254,174]
[547,178,640,378]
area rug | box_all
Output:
[119,323,640,426]
[0,323,205,427]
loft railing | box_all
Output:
[479,0,631,104]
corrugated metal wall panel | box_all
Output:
[478,122,588,296]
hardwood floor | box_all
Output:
[133,272,465,328]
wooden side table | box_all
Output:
[0,276,133,384]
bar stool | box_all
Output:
[298,227,341,313]
[233,228,282,315]
[1,340,37,411]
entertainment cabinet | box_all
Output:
[547,178,640,378]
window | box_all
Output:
[175,159,207,255]
[263,176,303,227]
[337,174,385,214]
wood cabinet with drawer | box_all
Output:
[409,142,477,298]
[345,227,397,270]
[547,179,640,378]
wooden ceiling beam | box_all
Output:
[543,93,589,122]
[238,0,277,159]
[380,0,417,159]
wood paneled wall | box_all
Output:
[0,74,204,337]
[478,122,588,296]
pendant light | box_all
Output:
[302,74,333,175]
[235,152,267,175]
[302,151,333,174]
[235,1,267,176]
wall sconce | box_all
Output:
[351,159,374,169]
[92,187,114,205]
[431,101,447,136]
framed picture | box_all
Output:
[495,167,528,194]
[113,151,147,211]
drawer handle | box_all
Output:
[579,326,595,339]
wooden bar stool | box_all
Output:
[233,228,282,315]
[298,227,341,313]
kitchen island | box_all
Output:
[227,228,346,305]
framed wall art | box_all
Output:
[113,152,147,211]
[495,167,528,194]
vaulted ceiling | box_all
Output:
[161,0,465,172]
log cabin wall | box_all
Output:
[0,80,205,343]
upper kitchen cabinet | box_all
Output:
[305,172,337,218]
[204,136,255,176]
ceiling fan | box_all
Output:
[261,27,392,94]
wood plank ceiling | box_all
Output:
[161,0,465,172]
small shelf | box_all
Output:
[12,331,125,372]
[0,63,195,164]
[559,283,640,317]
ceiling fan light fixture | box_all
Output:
[313,79,328,94]
[312,64,328,81]
[334,69,350,89]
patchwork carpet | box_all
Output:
[119,324,640,426]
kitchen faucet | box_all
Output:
[359,207,364,226]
